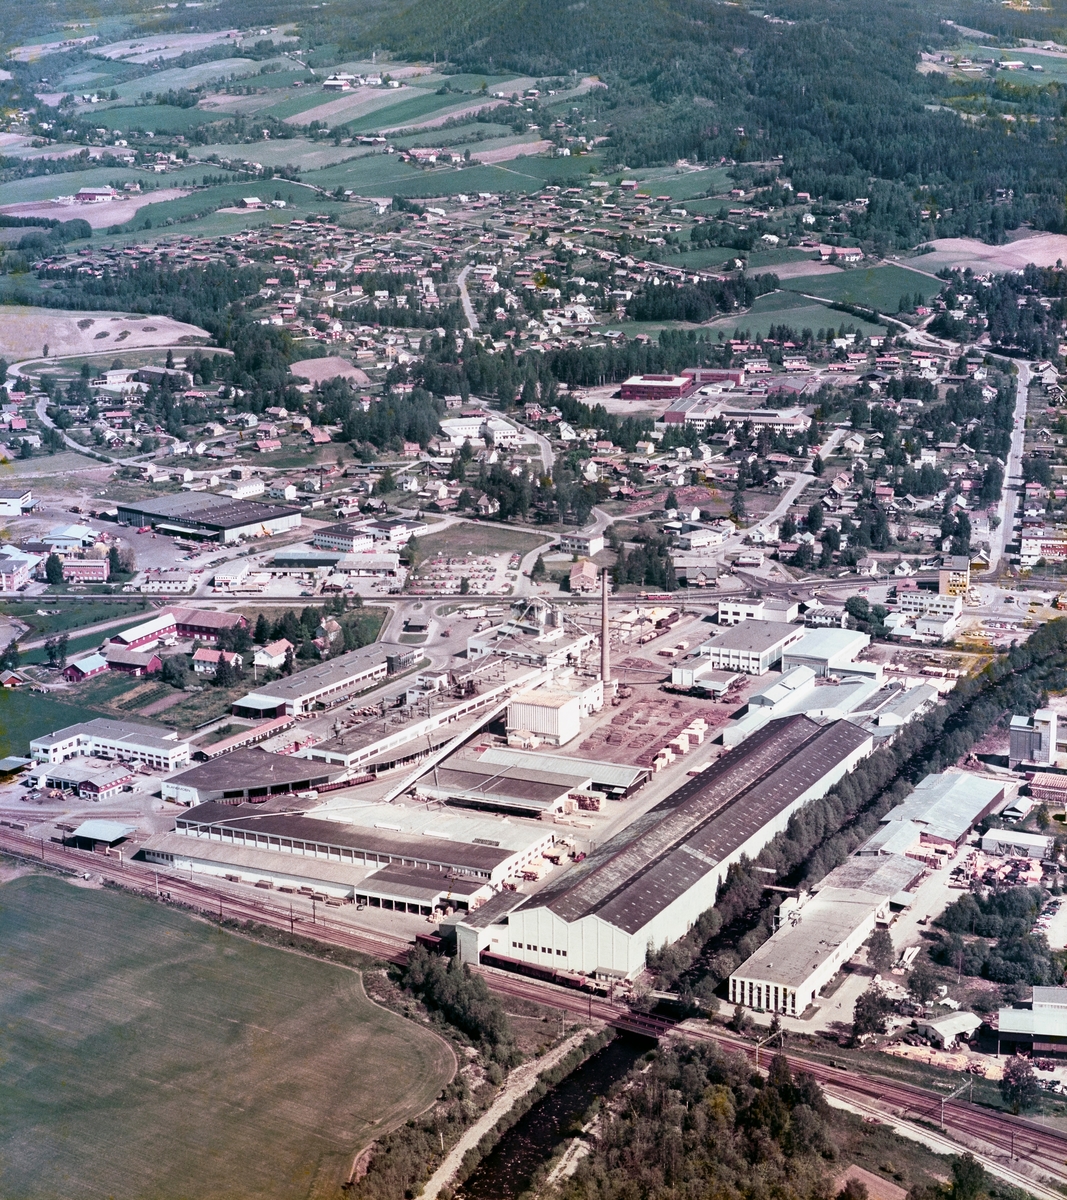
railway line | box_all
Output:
[3,827,1066,1197]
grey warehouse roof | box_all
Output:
[176,802,514,874]
[881,771,1005,843]
[167,747,345,792]
[703,620,802,654]
[518,714,871,935]
[236,642,391,707]
[477,747,650,792]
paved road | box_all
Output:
[456,264,479,332]
[511,417,555,473]
[988,359,1030,575]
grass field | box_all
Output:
[0,598,150,640]
[0,874,455,1200]
[782,263,938,311]
[624,166,732,200]
[706,291,884,338]
[109,181,322,231]
[417,522,551,558]
[0,689,111,757]
[745,247,820,269]
[106,57,274,100]
[88,104,232,135]
[0,167,147,207]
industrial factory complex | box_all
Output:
[21,571,1038,1000]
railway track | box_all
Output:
[4,828,1065,1194]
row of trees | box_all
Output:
[653,618,1067,1002]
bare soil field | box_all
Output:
[280,85,418,126]
[915,230,1067,273]
[381,97,508,132]
[472,139,552,163]
[0,188,189,229]
[0,308,211,359]
[290,355,372,384]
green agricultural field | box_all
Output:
[745,247,821,269]
[707,291,884,338]
[783,263,939,312]
[0,874,455,1200]
[0,167,146,207]
[110,181,321,232]
[627,166,732,200]
[416,522,551,558]
[346,90,480,133]
[87,104,230,135]
[107,57,273,100]
[0,688,112,757]
[199,138,378,171]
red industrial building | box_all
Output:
[619,374,697,401]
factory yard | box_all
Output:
[0,873,455,1200]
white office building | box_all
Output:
[30,718,190,771]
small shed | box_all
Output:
[67,820,137,850]
[916,1011,982,1049]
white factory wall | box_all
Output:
[219,511,301,544]
[729,907,880,1015]
[491,729,874,977]
[506,696,581,745]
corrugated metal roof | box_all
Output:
[71,820,136,843]
[175,806,510,873]
[477,747,649,790]
[519,716,870,934]
[881,772,1005,843]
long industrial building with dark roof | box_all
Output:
[457,714,873,977]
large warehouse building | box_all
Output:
[231,643,393,717]
[161,746,348,805]
[458,714,873,977]
[117,493,301,543]
[30,718,191,771]
[728,853,923,1016]
[696,621,806,675]
[168,794,556,887]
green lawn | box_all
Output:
[0,598,150,640]
[0,688,117,757]
[706,291,884,338]
[0,874,455,1200]
[782,263,938,312]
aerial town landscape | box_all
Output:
[10,0,1067,1198]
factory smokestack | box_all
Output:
[601,568,611,688]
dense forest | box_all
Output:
[555,1042,984,1200]
[933,886,1059,986]
[340,0,1067,246]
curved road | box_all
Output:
[456,265,479,332]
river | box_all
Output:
[455,1033,649,1200]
